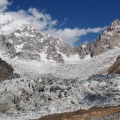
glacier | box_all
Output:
[0,47,120,120]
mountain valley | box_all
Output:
[0,14,120,120]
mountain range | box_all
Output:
[0,14,120,63]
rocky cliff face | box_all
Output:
[108,55,120,74]
[0,58,14,80]
[76,19,120,58]
[75,43,93,59]
[91,19,120,56]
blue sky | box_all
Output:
[0,0,120,46]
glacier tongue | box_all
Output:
[0,74,120,120]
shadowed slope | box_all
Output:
[0,58,14,80]
[108,55,120,74]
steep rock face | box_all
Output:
[0,14,79,62]
[75,43,93,59]
[91,19,120,56]
[76,19,120,58]
[0,58,14,80]
[108,55,120,74]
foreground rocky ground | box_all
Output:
[39,106,120,120]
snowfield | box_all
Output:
[0,48,120,120]
[1,47,120,79]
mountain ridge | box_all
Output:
[0,13,120,62]
[76,19,120,59]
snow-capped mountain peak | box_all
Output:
[0,14,14,27]
[0,20,30,35]
[0,14,79,62]
[1,14,120,63]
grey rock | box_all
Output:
[0,58,14,80]
[76,19,120,59]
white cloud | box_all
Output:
[59,18,67,27]
[45,27,107,45]
[0,0,107,46]
[7,8,58,31]
[0,0,11,13]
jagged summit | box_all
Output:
[76,19,120,58]
[111,19,120,27]
[0,13,13,27]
